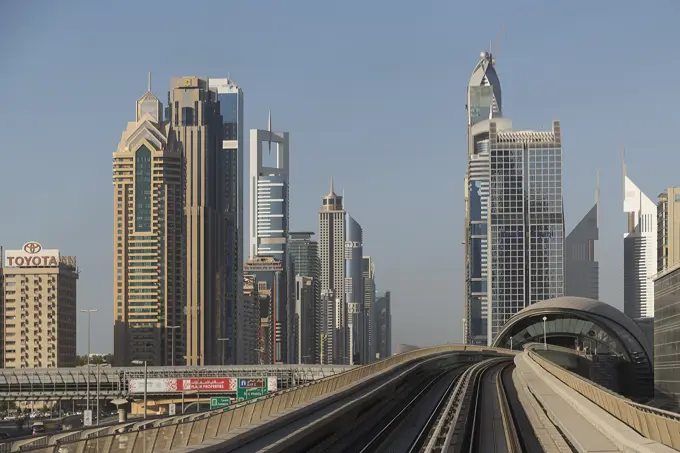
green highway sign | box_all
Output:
[237,386,266,401]
[209,397,231,410]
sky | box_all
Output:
[1,0,679,355]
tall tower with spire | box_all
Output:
[113,75,184,366]
[319,178,348,363]
[463,50,509,345]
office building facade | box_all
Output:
[345,215,365,364]
[374,291,392,360]
[487,120,565,344]
[565,182,599,299]
[2,242,78,368]
[291,275,316,364]
[289,232,321,362]
[652,266,680,409]
[657,188,680,273]
[113,81,184,366]
[244,256,287,364]
[209,78,244,364]
[623,172,656,318]
[463,51,504,345]
[362,257,376,360]
[238,275,259,365]
[319,180,347,363]
[168,76,226,366]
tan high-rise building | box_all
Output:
[657,188,680,272]
[2,242,78,368]
[113,77,184,366]
[319,179,347,363]
[168,76,226,366]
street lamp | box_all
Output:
[80,309,98,413]
[131,360,147,419]
[167,326,181,367]
[542,316,548,350]
[217,338,230,366]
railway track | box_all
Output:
[421,357,534,453]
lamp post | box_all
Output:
[131,360,147,419]
[167,326,181,367]
[80,309,97,412]
[217,338,230,366]
[542,316,548,350]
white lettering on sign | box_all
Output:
[5,242,60,268]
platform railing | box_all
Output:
[19,345,514,453]
[525,345,680,450]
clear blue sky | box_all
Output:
[1,1,678,354]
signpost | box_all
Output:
[209,397,231,410]
[236,378,268,401]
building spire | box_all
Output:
[148,72,151,92]
[596,169,600,228]
[267,109,272,155]
[330,176,334,194]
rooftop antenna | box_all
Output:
[330,176,334,194]
[227,71,230,80]
[267,110,272,155]
[492,24,504,64]
[148,72,151,92]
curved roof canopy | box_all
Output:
[492,296,653,363]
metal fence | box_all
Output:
[526,346,680,450]
[18,345,512,453]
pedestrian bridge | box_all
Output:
[10,344,680,452]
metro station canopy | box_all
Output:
[492,296,653,365]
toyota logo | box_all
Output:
[23,242,42,254]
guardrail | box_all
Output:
[525,345,680,450]
[20,345,514,453]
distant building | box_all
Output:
[2,242,78,368]
[656,188,680,273]
[486,120,565,344]
[291,276,316,364]
[565,181,599,300]
[374,291,392,360]
[652,266,680,408]
[209,77,245,365]
[362,257,376,360]
[623,168,656,319]
[289,232,321,362]
[319,179,347,363]
[113,78,183,367]
[237,276,259,365]
[345,215,365,365]
[244,256,287,364]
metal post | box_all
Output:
[218,338,229,366]
[181,392,185,414]
[96,364,100,425]
[172,329,176,367]
[143,361,148,419]
[80,309,97,412]
[510,337,513,351]
[542,316,548,350]
[196,386,200,413]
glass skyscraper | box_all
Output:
[487,120,565,343]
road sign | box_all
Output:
[210,397,231,410]
[169,403,176,416]
[83,410,92,427]
[237,386,265,401]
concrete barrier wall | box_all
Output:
[526,346,680,450]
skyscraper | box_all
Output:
[623,162,657,318]
[289,232,320,362]
[209,78,244,364]
[487,120,565,344]
[374,291,392,360]
[463,51,504,345]
[248,118,291,363]
[291,275,316,364]
[238,275,259,365]
[656,187,680,273]
[168,76,225,366]
[362,257,375,360]
[565,177,600,299]
[345,214,365,364]
[319,179,347,363]
[113,78,184,366]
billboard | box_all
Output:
[5,242,59,268]
[128,377,275,394]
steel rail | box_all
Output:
[358,368,451,453]
[497,362,523,453]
